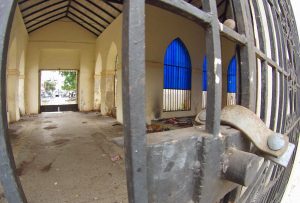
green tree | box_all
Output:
[44,80,56,93]
[60,71,77,91]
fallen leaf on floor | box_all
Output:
[111,154,122,162]
[40,162,53,172]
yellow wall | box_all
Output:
[95,15,123,122]
[25,18,96,114]
[6,7,28,122]
[221,37,236,107]
[10,4,235,123]
[145,5,206,122]
[94,5,236,124]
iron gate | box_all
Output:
[0,0,300,203]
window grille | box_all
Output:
[163,38,191,112]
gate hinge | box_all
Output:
[220,105,295,168]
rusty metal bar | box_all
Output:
[262,1,276,62]
[254,48,288,76]
[262,0,277,130]
[122,0,148,202]
[231,0,256,111]
[251,0,268,123]
[146,0,212,26]
[0,1,27,203]
[272,0,288,133]
[202,0,222,135]
[219,22,247,45]
[268,0,283,67]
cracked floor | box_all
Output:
[0,112,127,203]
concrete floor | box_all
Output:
[0,112,127,203]
[0,111,299,203]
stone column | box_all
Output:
[6,69,20,122]
[18,74,25,115]
[93,74,101,111]
[100,70,115,115]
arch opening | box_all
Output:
[163,38,192,112]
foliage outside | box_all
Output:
[44,80,56,92]
[60,71,77,91]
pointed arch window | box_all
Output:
[163,38,192,111]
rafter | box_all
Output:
[27,11,66,30]
[28,15,66,33]
[103,0,121,13]
[86,0,116,19]
[73,0,110,24]
[67,11,102,33]
[21,0,48,12]
[18,0,123,36]
[67,15,99,36]
[25,5,68,24]
[23,0,67,19]
[69,5,106,30]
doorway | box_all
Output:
[40,70,79,112]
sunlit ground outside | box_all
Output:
[40,70,78,106]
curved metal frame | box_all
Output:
[0,1,27,203]
[0,0,300,203]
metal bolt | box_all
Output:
[267,133,285,151]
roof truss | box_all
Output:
[18,0,230,36]
[18,0,123,36]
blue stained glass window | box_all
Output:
[164,38,192,90]
[227,56,237,93]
